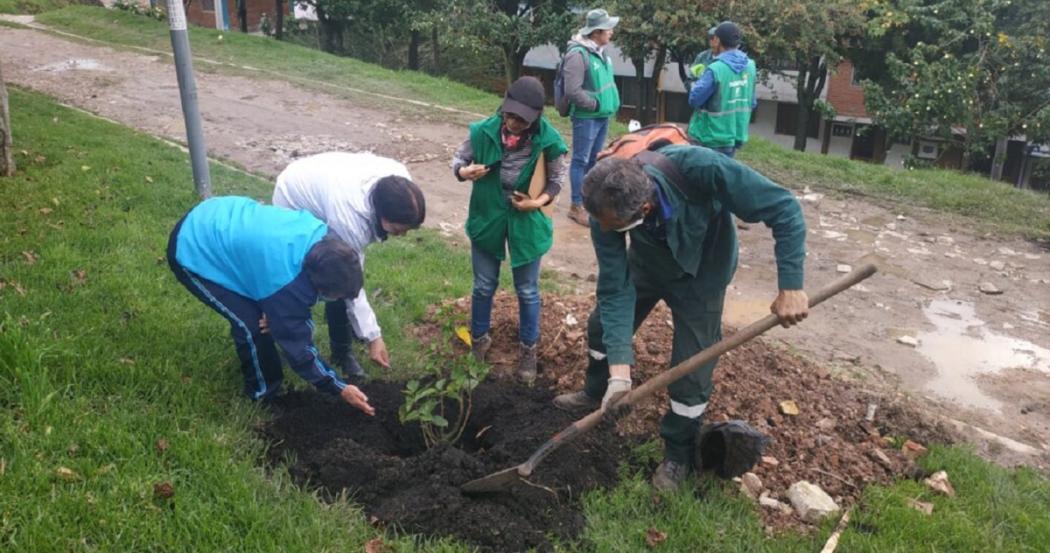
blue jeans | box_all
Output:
[570,116,610,205]
[709,146,737,158]
[470,243,541,346]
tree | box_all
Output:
[447,0,575,87]
[0,61,13,177]
[274,0,284,40]
[856,0,1050,170]
[744,0,866,151]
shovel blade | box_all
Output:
[460,465,523,494]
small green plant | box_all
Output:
[398,306,489,448]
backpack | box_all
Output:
[597,123,701,202]
[553,46,588,117]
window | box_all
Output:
[831,123,853,138]
[916,140,940,159]
[774,102,820,138]
[850,66,862,87]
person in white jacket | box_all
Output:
[273,152,426,378]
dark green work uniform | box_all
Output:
[584,144,806,464]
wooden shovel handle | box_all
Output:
[517,263,877,478]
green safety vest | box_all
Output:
[571,48,621,120]
[465,114,568,267]
[688,58,757,148]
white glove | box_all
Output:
[602,377,632,410]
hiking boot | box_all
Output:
[553,390,600,411]
[517,342,538,383]
[471,333,492,363]
[567,203,590,227]
[651,459,689,491]
[340,353,366,380]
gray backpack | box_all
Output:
[553,46,589,117]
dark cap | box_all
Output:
[714,21,742,48]
[500,76,546,124]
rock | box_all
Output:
[564,313,578,326]
[741,472,764,498]
[869,448,895,470]
[1003,322,1015,330]
[989,260,1006,271]
[906,498,934,515]
[936,236,955,245]
[787,481,840,523]
[973,258,989,266]
[758,491,785,510]
[901,440,928,459]
[836,264,852,274]
[802,193,825,204]
[866,403,878,422]
[897,214,906,221]
[779,400,800,416]
[998,247,1017,256]
[1023,253,1042,261]
[761,455,780,468]
[924,470,956,496]
[978,282,1003,295]
[816,417,836,431]
[913,278,951,291]
[897,335,919,347]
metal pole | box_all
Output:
[166,0,212,198]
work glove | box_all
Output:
[602,377,631,409]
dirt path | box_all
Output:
[2,22,1048,467]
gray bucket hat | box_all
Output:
[579,8,620,36]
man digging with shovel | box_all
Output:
[553,144,809,491]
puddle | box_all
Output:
[723,297,771,327]
[34,59,108,72]
[917,299,1050,411]
[846,228,877,246]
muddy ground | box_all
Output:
[2,21,1050,466]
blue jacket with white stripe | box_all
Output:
[176,196,347,395]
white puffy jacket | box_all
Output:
[273,152,412,343]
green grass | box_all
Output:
[0,0,74,14]
[740,138,1050,240]
[3,85,1049,552]
[35,6,1050,240]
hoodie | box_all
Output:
[562,34,604,112]
[688,49,758,112]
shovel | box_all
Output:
[461,263,877,494]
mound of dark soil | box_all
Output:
[412,292,958,532]
[261,379,632,552]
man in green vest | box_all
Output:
[553,145,809,491]
[563,8,622,227]
[688,21,758,158]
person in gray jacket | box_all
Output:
[562,8,622,227]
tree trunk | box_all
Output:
[647,46,667,123]
[408,29,421,70]
[274,0,284,40]
[794,56,828,152]
[431,26,440,72]
[990,136,1008,181]
[0,61,13,177]
[237,0,248,33]
[316,8,343,54]
[500,47,524,87]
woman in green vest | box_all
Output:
[451,77,569,382]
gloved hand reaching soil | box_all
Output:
[341,384,375,416]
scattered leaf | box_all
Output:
[95,463,116,476]
[72,269,87,284]
[364,537,392,553]
[155,439,170,454]
[145,176,153,183]
[68,443,79,455]
[645,527,667,548]
[455,326,472,347]
[924,470,956,497]
[38,207,53,215]
[153,482,175,499]
[51,197,60,206]
[80,165,91,172]
[55,467,80,481]
[906,498,934,515]
[21,251,39,265]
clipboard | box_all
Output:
[527,151,555,217]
